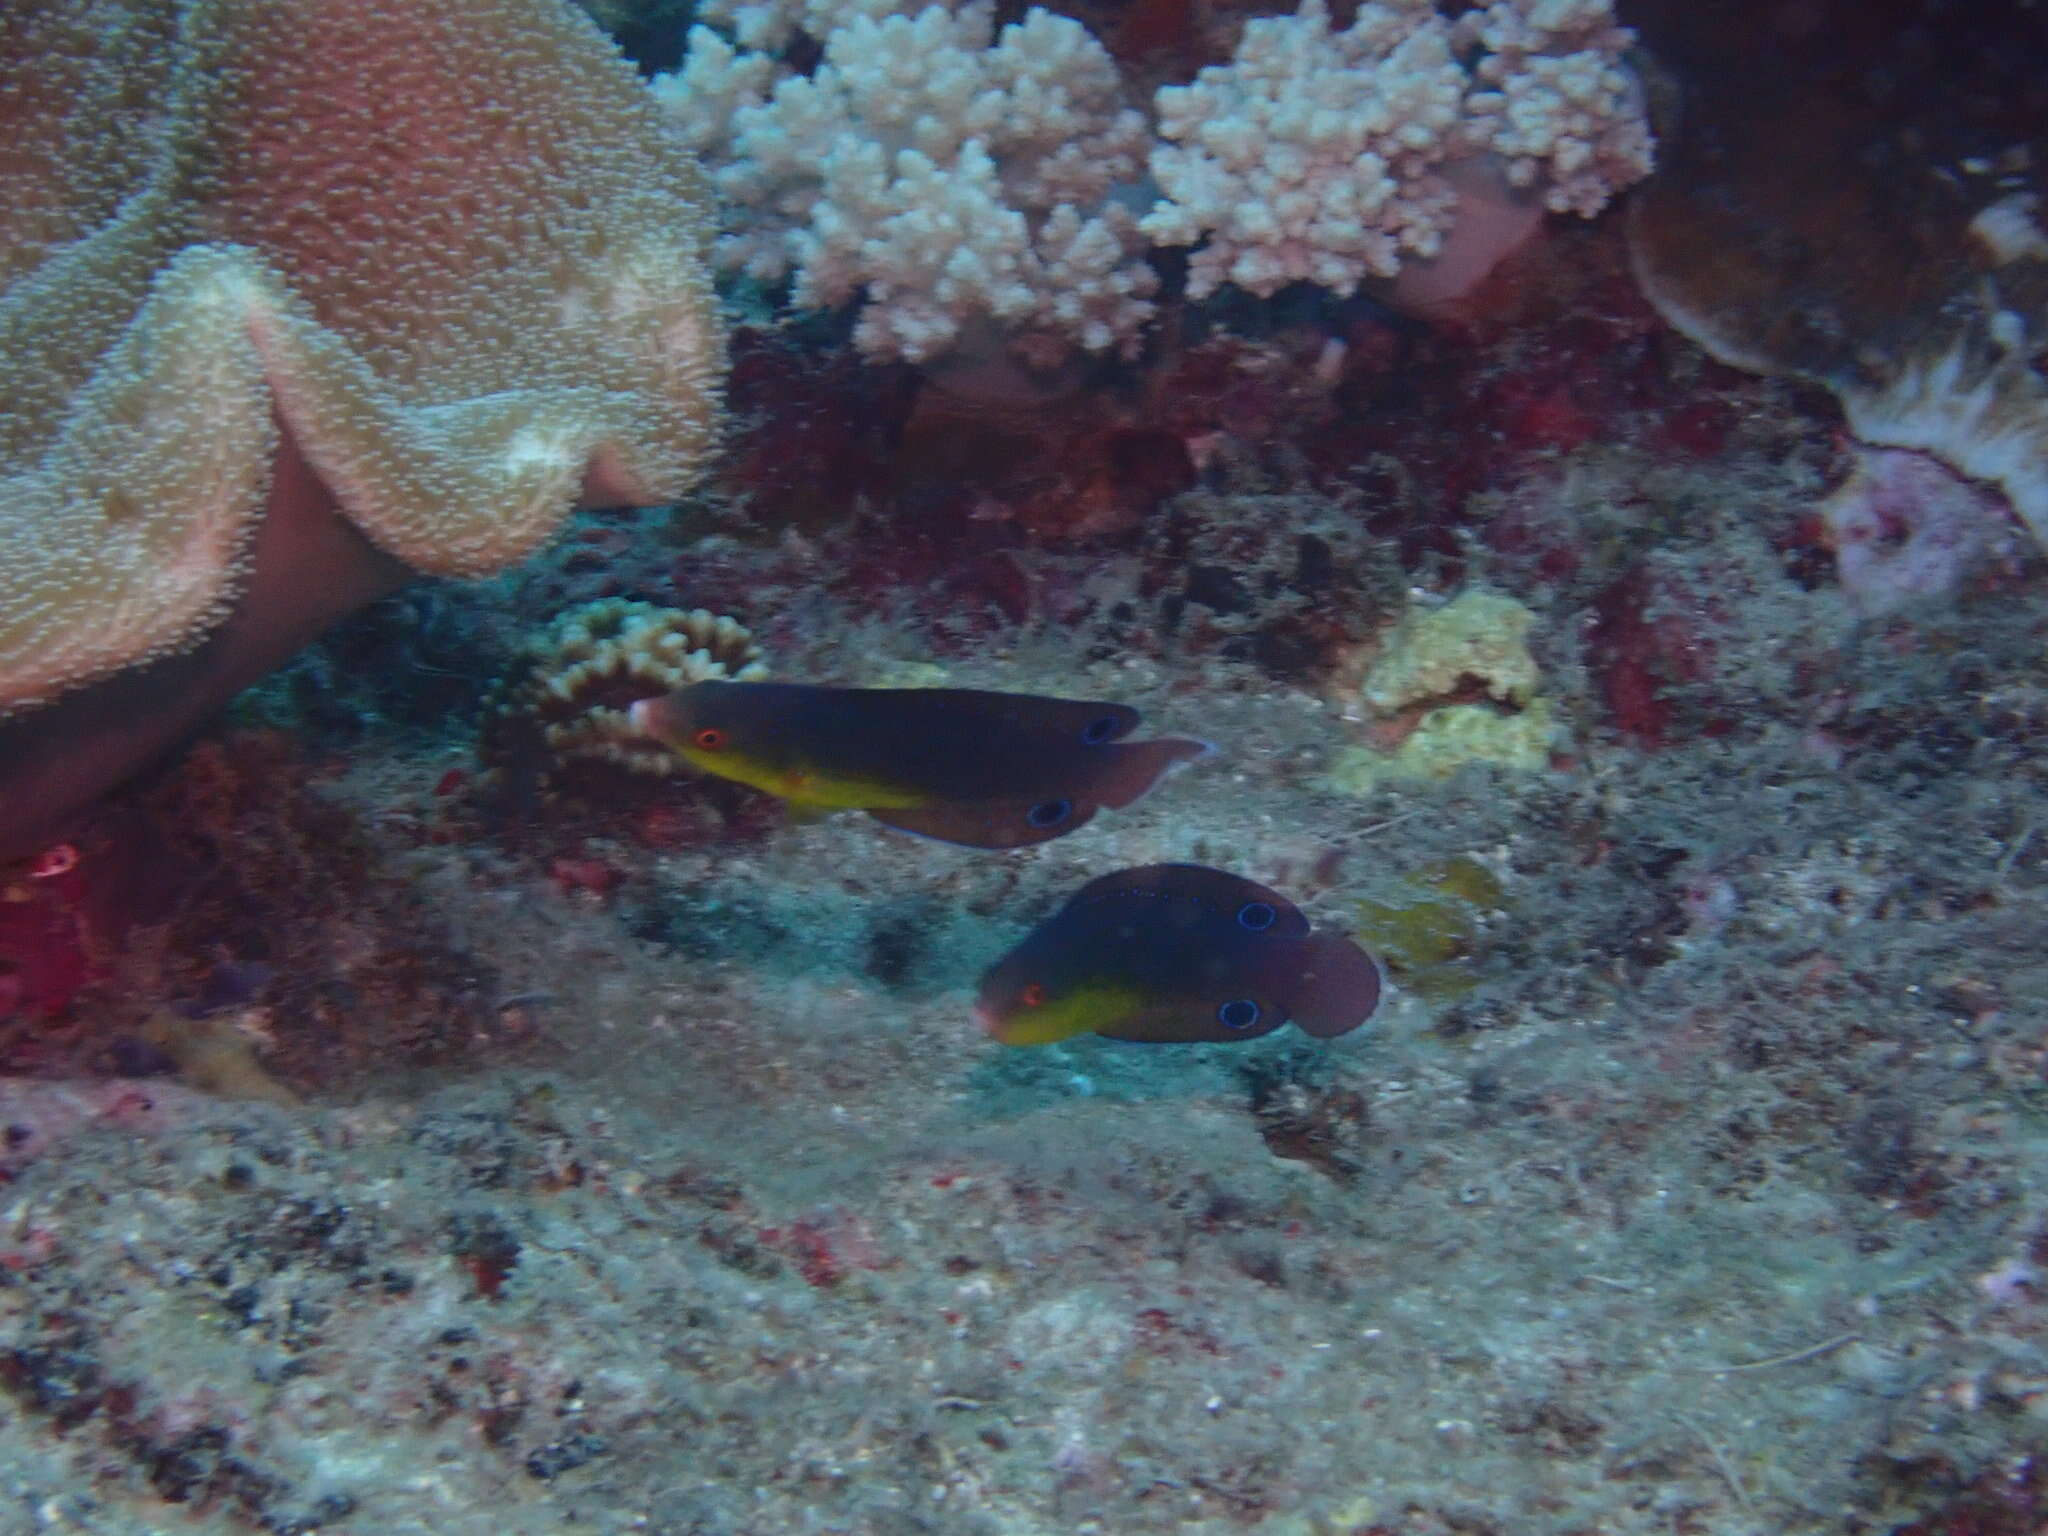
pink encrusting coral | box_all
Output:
[1818,445,2023,619]
[0,851,97,1023]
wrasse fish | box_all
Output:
[977,863,1383,1045]
[629,681,1210,850]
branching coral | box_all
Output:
[0,0,724,857]
[1142,0,1651,300]
[661,0,1649,359]
[687,0,920,54]
[659,1,1156,367]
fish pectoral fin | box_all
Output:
[869,798,1103,849]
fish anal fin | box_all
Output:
[1081,737,1212,811]
[869,799,1103,849]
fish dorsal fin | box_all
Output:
[1061,863,1312,937]
[1076,737,1213,810]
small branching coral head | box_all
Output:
[658,0,1652,363]
[1142,0,1653,304]
[480,601,770,795]
[631,681,1211,848]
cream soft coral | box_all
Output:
[0,0,723,856]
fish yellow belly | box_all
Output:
[980,982,1146,1046]
[680,746,928,812]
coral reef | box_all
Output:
[0,729,518,1092]
[2,585,2046,1532]
[5,4,2047,1534]
[0,0,724,860]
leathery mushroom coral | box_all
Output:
[0,0,724,859]
[1628,67,2048,553]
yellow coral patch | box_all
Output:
[1361,590,1541,714]
[1327,589,1557,790]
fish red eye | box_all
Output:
[1020,983,1047,1007]
[693,727,727,750]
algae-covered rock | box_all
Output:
[1326,697,1557,791]
[1353,855,1505,1001]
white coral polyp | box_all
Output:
[659,0,1156,365]
[1455,0,1653,216]
[1141,0,1651,300]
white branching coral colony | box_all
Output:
[657,0,1158,366]
[654,0,1653,362]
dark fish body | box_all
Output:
[977,864,1384,1045]
[631,681,1209,849]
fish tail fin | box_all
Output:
[1089,737,1213,810]
[1281,935,1384,1039]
